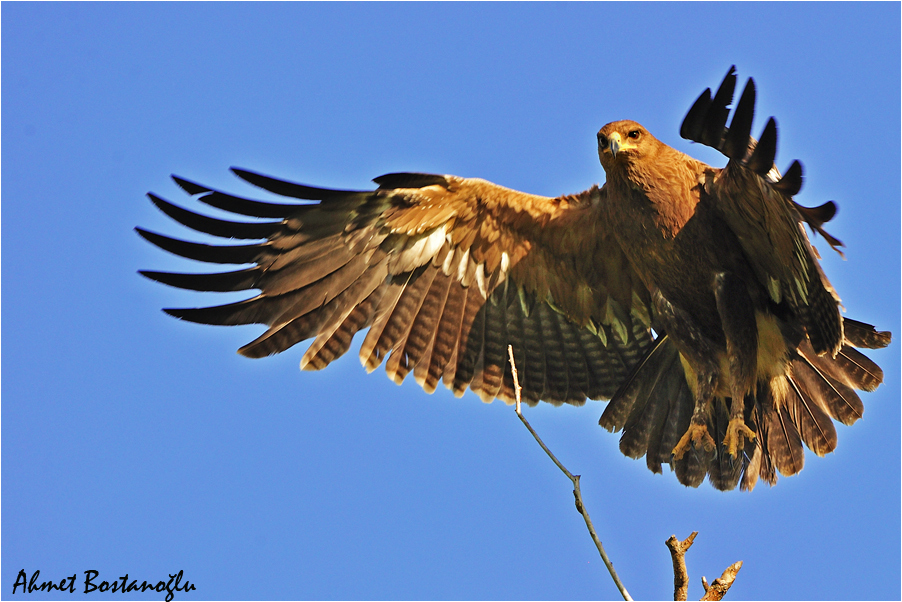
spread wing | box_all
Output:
[681,66,844,355]
[138,169,654,406]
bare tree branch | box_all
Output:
[666,532,697,601]
[667,531,742,601]
[508,346,742,601]
[508,346,633,602]
[700,561,742,601]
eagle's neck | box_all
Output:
[609,148,702,238]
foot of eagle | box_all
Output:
[672,423,716,461]
[723,416,756,457]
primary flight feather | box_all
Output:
[139,67,889,491]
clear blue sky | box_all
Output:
[3,3,899,600]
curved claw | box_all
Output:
[723,417,756,457]
[672,423,716,461]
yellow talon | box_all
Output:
[723,417,756,457]
[672,423,716,460]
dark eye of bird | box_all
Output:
[597,133,608,148]
[628,130,641,139]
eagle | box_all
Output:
[138,67,890,491]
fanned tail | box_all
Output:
[602,319,889,491]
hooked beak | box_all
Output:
[609,132,622,158]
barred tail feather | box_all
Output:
[610,317,886,491]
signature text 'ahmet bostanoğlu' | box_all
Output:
[12,569,196,601]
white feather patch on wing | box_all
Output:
[388,224,448,273]
[458,247,472,286]
[500,251,510,275]
[475,263,487,298]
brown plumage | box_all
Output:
[138,66,890,490]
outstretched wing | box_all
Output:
[681,66,844,356]
[138,169,654,406]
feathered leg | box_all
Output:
[672,371,718,461]
[651,290,717,460]
[713,272,758,456]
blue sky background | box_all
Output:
[3,3,899,600]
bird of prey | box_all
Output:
[138,67,889,491]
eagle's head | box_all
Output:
[597,120,660,174]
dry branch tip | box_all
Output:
[506,346,632,601]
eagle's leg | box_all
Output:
[672,371,717,461]
[651,289,718,460]
[723,398,757,457]
[714,272,758,456]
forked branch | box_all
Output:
[666,532,698,601]
[667,531,742,601]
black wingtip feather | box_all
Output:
[135,227,262,264]
[773,160,803,196]
[171,174,303,218]
[795,200,837,228]
[699,66,738,148]
[162,299,262,326]
[172,175,211,196]
[372,172,450,190]
[161,306,243,325]
[231,167,364,201]
[722,78,756,160]
[196,189,300,219]
[818,201,837,223]
[680,88,712,141]
[146,193,281,240]
[139,267,261,292]
[747,117,777,174]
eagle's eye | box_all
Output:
[597,133,608,148]
[628,129,641,140]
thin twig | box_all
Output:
[508,346,633,601]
